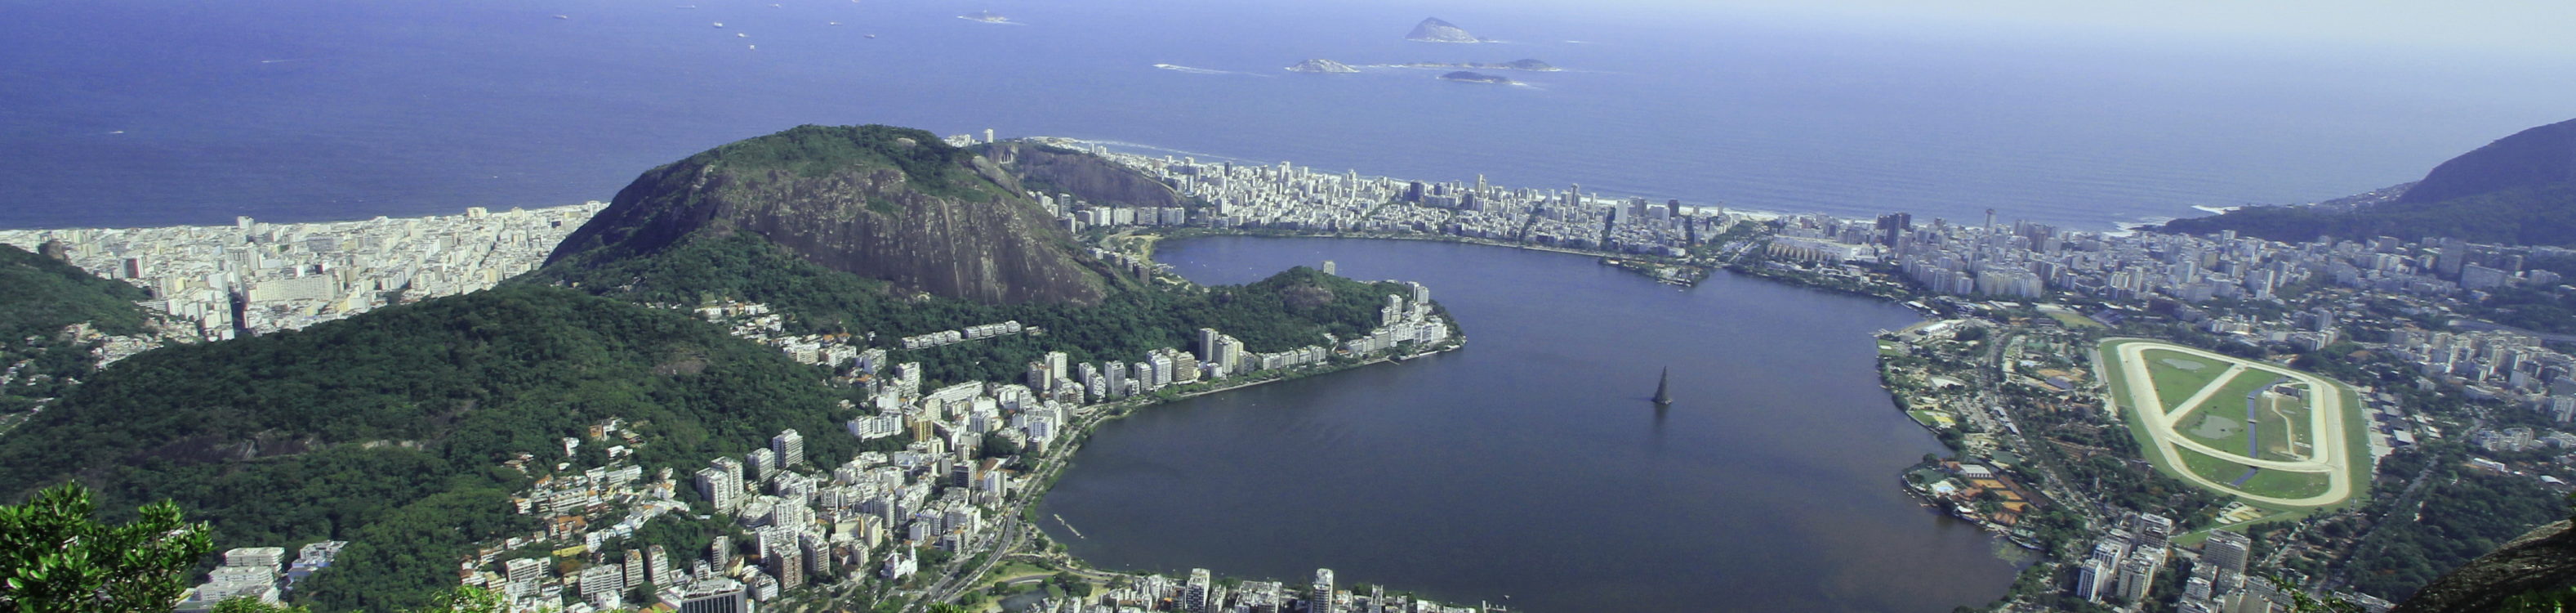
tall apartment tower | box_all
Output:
[772,429,804,467]
[1311,568,1335,613]
[647,544,674,584]
[1187,568,1214,613]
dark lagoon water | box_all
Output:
[4,0,2572,230]
[1037,236,2017,612]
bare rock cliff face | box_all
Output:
[547,124,1112,305]
[983,142,1189,209]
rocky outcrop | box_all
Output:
[546,124,1113,305]
[1406,17,1482,43]
[981,142,1189,210]
[1286,59,1361,74]
[2394,520,2576,613]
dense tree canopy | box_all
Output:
[528,232,1425,385]
[0,286,872,610]
[2160,186,2576,247]
[0,243,155,414]
[0,482,212,612]
[2344,443,2567,600]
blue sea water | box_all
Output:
[1,0,2569,231]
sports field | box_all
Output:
[2098,338,2367,508]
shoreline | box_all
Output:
[1137,231,2048,606]
[984,335,1469,609]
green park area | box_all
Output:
[2043,310,2107,329]
[2138,347,2232,411]
[2173,369,2290,456]
[2172,446,2333,500]
[2252,385,2314,461]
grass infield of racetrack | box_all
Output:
[2173,369,2297,459]
[2140,348,2231,411]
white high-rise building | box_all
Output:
[697,465,742,513]
[504,557,546,596]
[1312,568,1335,613]
[772,429,804,467]
[1187,568,1213,613]
[747,448,778,481]
[1198,328,1223,364]
[648,544,675,584]
[2204,530,2251,586]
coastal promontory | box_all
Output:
[2159,117,2576,246]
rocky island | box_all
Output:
[1284,59,1361,74]
[1406,17,1485,43]
[1438,71,1515,85]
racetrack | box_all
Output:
[2101,339,2355,508]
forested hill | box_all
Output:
[545,124,1126,306]
[2400,118,2576,205]
[0,285,871,610]
[1,243,156,414]
[526,230,1430,386]
[0,243,150,340]
[2159,118,2576,246]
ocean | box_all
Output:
[1,0,2568,231]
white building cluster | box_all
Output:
[175,544,345,612]
[1010,565,1496,613]
[900,320,1026,350]
[0,204,604,339]
[1025,138,1733,257]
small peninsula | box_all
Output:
[1406,17,1485,43]
[1438,71,1515,85]
[1285,59,1361,74]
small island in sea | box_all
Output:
[1406,17,1485,43]
[1401,59,1558,72]
[958,10,1010,24]
[1438,71,1515,85]
[1285,59,1362,74]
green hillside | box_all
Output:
[528,231,1423,386]
[2161,118,2576,246]
[0,243,149,339]
[0,285,878,610]
[1,243,154,414]
[546,124,1122,306]
[2159,184,2576,246]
